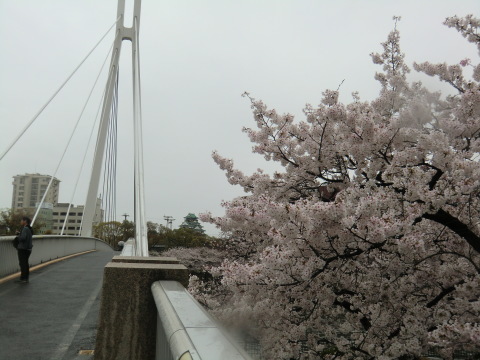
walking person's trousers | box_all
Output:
[17,249,31,280]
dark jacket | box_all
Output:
[17,226,33,250]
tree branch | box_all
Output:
[426,280,464,308]
[422,209,480,253]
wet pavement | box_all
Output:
[0,250,116,360]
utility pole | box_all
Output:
[164,215,174,230]
[122,213,129,221]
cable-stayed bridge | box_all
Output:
[0,1,253,359]
[1,0,147,256]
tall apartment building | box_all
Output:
[52,199,103,236]
[11,173,60,209]
[11,173,103,236]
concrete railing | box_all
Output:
[152,280,253,360]
[120,238,135,256]
[94,251,253,360]
[0,235,113,278]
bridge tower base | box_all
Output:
[94,256,188,360]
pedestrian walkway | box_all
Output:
[0,250,115,360]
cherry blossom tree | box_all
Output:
[163,246,226,281]
[196,16,480,359]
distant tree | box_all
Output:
[120,219,134,241]
[170,228,206,247]
[0,208,43,235]
[179,213,205,234]
[146,221,159,242]
[151,226,215,249]
[162,247,226,282]
[158,224,172,241]
[93,221,123,247]
[145,224,171,250]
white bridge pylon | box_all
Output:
[82,0,149,257]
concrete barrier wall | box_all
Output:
[0,235,113,278]
[94,256,190,360]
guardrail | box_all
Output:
[152,280,253,360]
[0,235,113,278]
[98,241,253,359]
[120,238,135,256]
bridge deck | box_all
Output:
[0,250,115,360]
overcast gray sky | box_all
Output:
[0,0,478,235]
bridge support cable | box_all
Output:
[59,42,115,236]
[132,13,149,257]
[0,16,121,163]
[32,39,117,228]
[100,69,119,227]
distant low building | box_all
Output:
[52,199,103,236]
[35,202,54,234]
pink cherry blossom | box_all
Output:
[189,15,480,359]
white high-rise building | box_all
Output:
[12,173,60,209]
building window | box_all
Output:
[69,212,76,216]
[18,203,23,207]
[68,227,75,230]
[78,212,83,216]
[60,212,67,216]
[77,220,82,223]
[32,178,38,184]
[53,212,58,215]
[30,202,35,207]
[20,179,24,184]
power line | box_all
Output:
[163,216,175,230]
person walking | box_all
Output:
[16,216,33,283]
